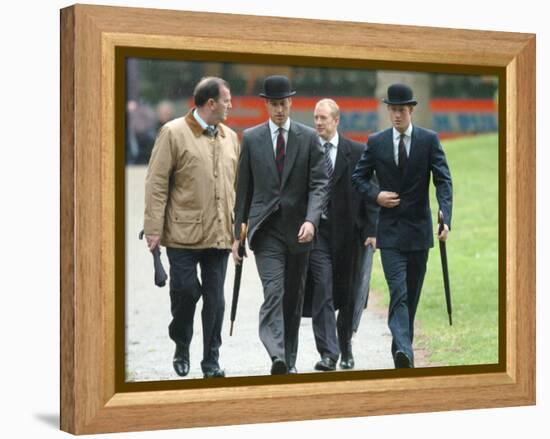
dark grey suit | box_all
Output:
[234,120,327,369]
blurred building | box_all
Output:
[125,59,498,164]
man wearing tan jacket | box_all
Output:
[144,77,239,379]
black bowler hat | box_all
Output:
[382,84,418,106]
[259,75,296,99]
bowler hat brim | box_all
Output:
[259,91,296,99]
[383,98,417,106]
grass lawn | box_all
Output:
[368,133,499,366]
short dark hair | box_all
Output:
[193,77,229,107]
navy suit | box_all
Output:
[352,125,452,365]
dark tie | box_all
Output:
[275,127,285,180]
[322,142,334,218]
[204,126,218,138]
[398,133,407,176]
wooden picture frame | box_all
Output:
[60,4,535,434]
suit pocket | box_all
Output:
[169,209,203,245]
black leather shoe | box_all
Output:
[173,344,190,377]
[271,358,288,375]
[288,366,298,374]
[394,350,413,368]
[339,352,355,370]
[315,356,337,371]
[203,368,225,378]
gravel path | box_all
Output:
[125,166,424,382]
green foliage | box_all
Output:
[369,133,499,366]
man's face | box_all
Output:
[266,98,292,126]
[388,104,413,132]
[314,103,339,141]
[209,85,232,124]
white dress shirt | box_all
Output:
[269,118,290,156]
[392,124,413,165]
[319,132,339,168]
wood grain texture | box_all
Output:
[60,4,536,434]
[60,6,75,434]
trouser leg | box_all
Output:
[166,248,201,350]
[405,250,429,343]
[309,224,339,361]
[198,249,229,373]
[254,232,287,362]
[380,249,412,361]
[283,249,309,368]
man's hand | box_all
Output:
[297,221,315,243]
[438,224,449,241]
[145,234,161,252]
[232,239,247,265]
[376,191,400,208]
[364,237,377,252]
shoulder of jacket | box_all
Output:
[163,116,188,131]
[342,136,365,153]
[366,129,388,145]
[414,125,438,139]
[243,122,268,137]
[291,120,316,136]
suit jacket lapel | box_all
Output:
[333,137,349,185]
[281,121,300,189]
[402,126,418,183]
[383,129,399,174]
[262,123,280,183]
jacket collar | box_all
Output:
[184,109,226,138]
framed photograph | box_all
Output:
[60,4,535,434]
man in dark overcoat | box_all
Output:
[303,98,379,371]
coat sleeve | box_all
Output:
[363,173,380,238]
[430,132,453,229]
[305,133,329,228]
[233,134,253,240]
[351,139,380,205]
[143,125,175,236]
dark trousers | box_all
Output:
[380,248,429,366]
[336,238,368,353]
[166,247,229,373]
[253,212,309,368]
[309,220,340,361]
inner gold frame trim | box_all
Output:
[60,4,535,434]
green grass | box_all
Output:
[368,133,499,366]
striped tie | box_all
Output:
[275,127,285,180]
[322,142,333,218]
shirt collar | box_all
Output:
[320,132,339,148]
[186,109,225,138]
[269,117,291,134]
[193,108,210,130]
[393,124,413,140]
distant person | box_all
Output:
[155,100,175,131]
[128,101,157,164]
[232,75,327,375]
[352,84,453,368]
[303,99,379,371]
[144,77,239,378]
